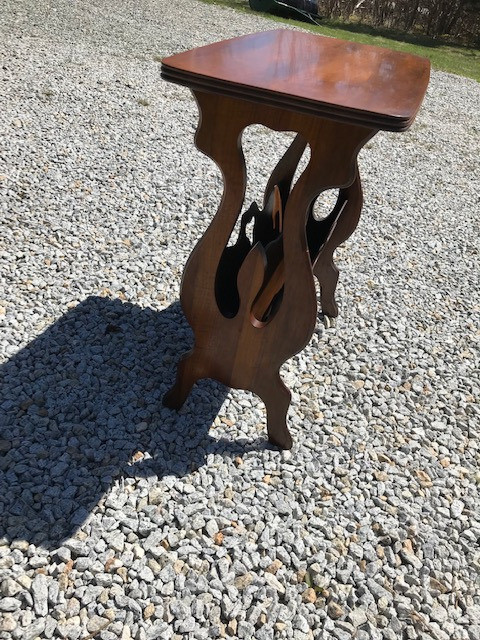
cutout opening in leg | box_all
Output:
[307,188,342,262]
[215,127,309,320]
[313,189,340,222]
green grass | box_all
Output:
[198,0,480,82]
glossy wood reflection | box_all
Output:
[161,31,429,448]
[162,30,430,131]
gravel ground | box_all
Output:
[1,0,479,639]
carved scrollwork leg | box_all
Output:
[252,372,293,450]
[164,89,376,448]
[163,348,205,410]
[310,164,364,318]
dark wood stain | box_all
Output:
[161,31,429,448]
[162,29,430,131]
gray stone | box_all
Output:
[86,615,110,634]
[22,619,47,640]
[430,603,449,624]
[105,531,125,553]
[159,565,176,583]
[64,540,90,557]
[114,595,143,616]
[205,520,219,537]
[0,613,16,632]
[451,500,465,518]
[32,574,49,616]
[0,597,22,612]
[1,578,22,597]
[29,555,49,568]
[55,547,72,563]
[0,4,479,640]
[264,572,285,594]
[348,607,368,627]
[293,614,310,633]
[178,616,196,632]
[139,566,154,582]
[366,579,392,602]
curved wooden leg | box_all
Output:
[315,260,340,318]
[312,164,363,318]
[163,349,204,410]
[253,373,293,450]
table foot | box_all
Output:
[316,261,340,318]
[163,349,204,410]
[309,164,364,318]
[253,373,293,450]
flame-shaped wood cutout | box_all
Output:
[272,185,283,233]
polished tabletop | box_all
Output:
[161,29,430,131]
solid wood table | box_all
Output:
[161,30,430,449]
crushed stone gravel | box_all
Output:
[1,1,479,639]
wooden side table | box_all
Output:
[161,30,429,449]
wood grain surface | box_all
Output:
[163,90,375,448]
[162,31,429,447]
[162,29,430,131]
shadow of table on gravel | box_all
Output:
[0,296,268,550]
